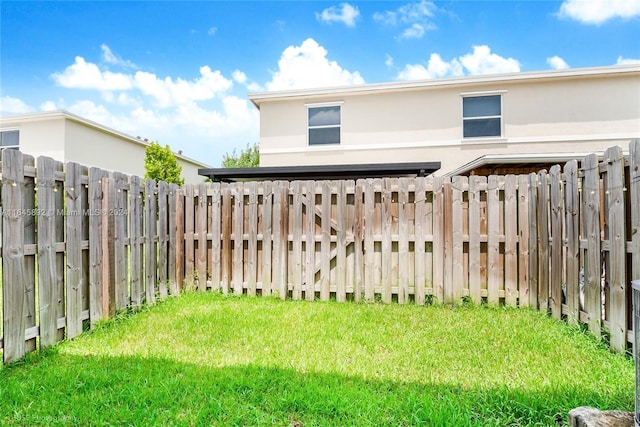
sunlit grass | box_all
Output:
[0,292,633,426]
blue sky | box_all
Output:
[1,0,639,166]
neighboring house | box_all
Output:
[0,110,209,183]
[248,64,640,176]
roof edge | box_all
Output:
[248,64,640,106]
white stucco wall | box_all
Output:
[255,66,640,175]
[0,111,208,184]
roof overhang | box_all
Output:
[248,64,640,109]
[199,162,441,182]
[445,152,614,177]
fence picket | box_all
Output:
[549,165,563,319]
[65,162,83,339]
[321,181,332,301]
[414,177,427,305]
[305,181,316,301]
[37,157,58,347]
[168,183,179,295]
[504,176,518,306]
[564,161,580,324]
[248,181,259,296]
[582,154,602,338]
[537,171,550,312]
[487,176,500,305]
[630,139,640,294]
[468,176,482,304]
[233,183,244,295]
[432,176,444,304]
[261,181,272,296]
[518,175,530,307]
[2,150,27,363]
[129,176,143,307]
[157,181,169,298]
[145,179,157,304]
[196,183,208,292]
[604,145,627,352]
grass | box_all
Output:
[0,292,634,426]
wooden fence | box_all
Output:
[1,139,639,364]
[0,149,179,363]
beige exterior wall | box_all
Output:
[255,66,640,175]
[3,118,67,160]
[0,111,207,183]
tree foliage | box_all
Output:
[144,141,185,186]
[221,142,259,168]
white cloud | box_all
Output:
[385,54,394,68]
[558,0,640,25]
[232,70,263,92]
[266,38,365,91]
[52,56,134,91]
[0,96,35,114]
[101,44,137,69]
[47,55,259,164]
[617,56,640,64]
[547,55,570,69]
[40,101,58,111]
[374,1,437,38]
[400,23,426,39]
[398,53,463,80]
[134,66,233,108]
[459,45,520,75]
[208,27,218,36]
[317,3,360,27]
[397,46,519,80]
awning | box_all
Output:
[199,162,441,182]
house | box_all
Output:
[0,110,209,183]
[248,64,640,176]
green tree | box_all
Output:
[144,141,185,185]
[221,142,259,168]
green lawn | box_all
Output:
[0,293,634,426]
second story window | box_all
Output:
[0,130,20,150]
[308,104,341,145]
[462,95,502,138]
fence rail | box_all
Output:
[1,139,639,364]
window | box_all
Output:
[308,105,341,145]
[0,130,19,150]
[462,95,502,138]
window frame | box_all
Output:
[0,129,20,151]
[306,101,343,146]
[460,91,506,140]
